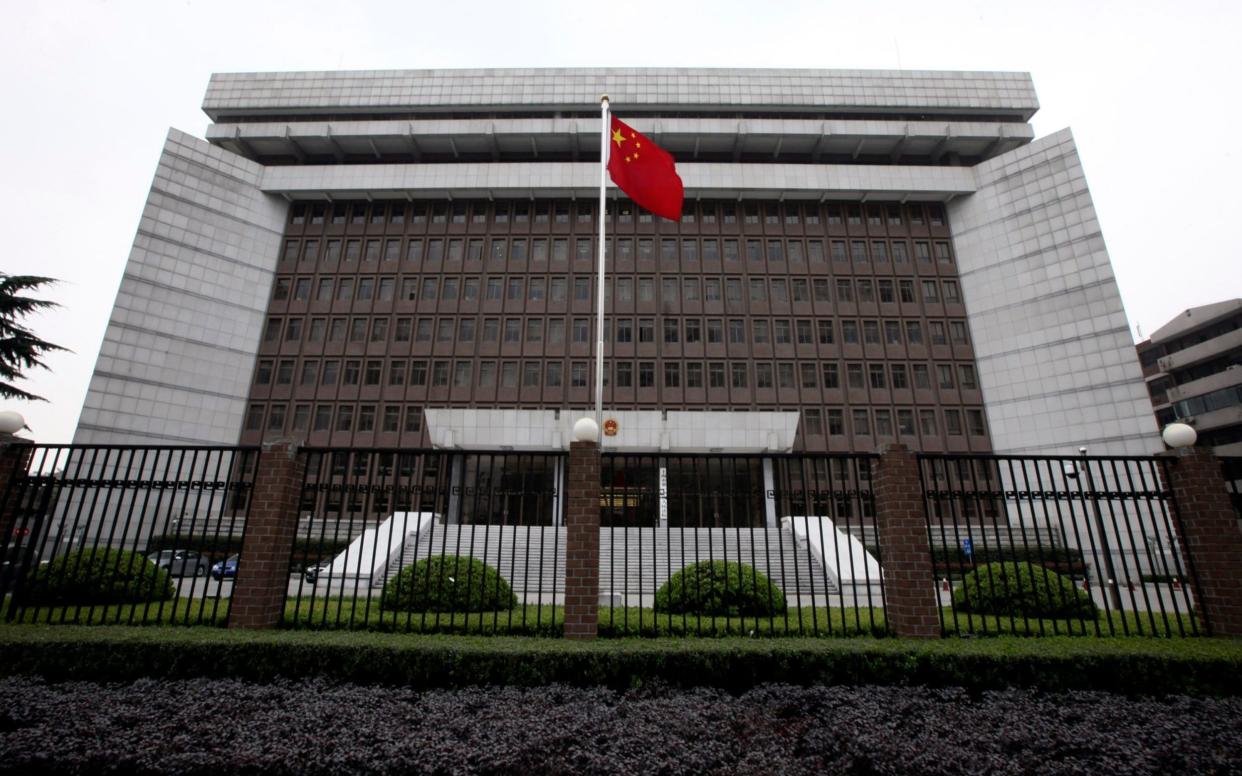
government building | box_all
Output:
[73,68,1159,457]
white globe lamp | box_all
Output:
[572,417,599,443]
[1161,422,1197,450]
[0,411,26,435]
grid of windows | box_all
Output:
[252,199,985,451]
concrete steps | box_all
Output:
[374,524,837,598]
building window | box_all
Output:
[664,363,681,388]
[571,362,589,388]
[432,361,449,387]
[869,364,887,389]
[897,409,915,436]
[523,362,541,387]
[822,363,840,389]
[638,319,654,343]
[477,361,496,387]
[755,363,773,389]
[804,409,823,436]
[852,409,871,436]
[405,407,423,433]
[777,363,795,389]
[891,364,908,389]
[945,410,964,435]
[818,320,834,344]
[357,406,376,433]
[244,404,264,432]
[663,319,679,344]
[639,362,655,388]
[906,321,923,345]
[959,365,978,390]
[731,363,747,388]
[615,362,633,387]
[686,363,703,388]
[847,363,864,389]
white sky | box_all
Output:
[0,0,1237,444]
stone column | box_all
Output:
[874,444,941,638]
[228,440,305,629]
[563,439,600,640]
[1164,447,1242,637]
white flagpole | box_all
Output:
[595,95,610,434]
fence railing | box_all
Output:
[284,448,565,635]
[2,443,1233,639]
[919,453,1201,637]
[598,452,884,636]
[0,445,259,626]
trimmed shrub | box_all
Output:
[953,561,1096,619]
[23,548,175,606]
[655,561,787,616]
[380,555,517,613]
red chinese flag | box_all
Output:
[607,115,684,221]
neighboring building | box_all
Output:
[73,68,1159,456]
[1137,300,1242,456]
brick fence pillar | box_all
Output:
[0,436,33,552]
[229,440,305,629]
[563,439,600,640]
[1163,447,1242,637]
[874,444,941,638]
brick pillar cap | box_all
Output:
[260,438,302,455]
[878,443,910,454]
[1158,446,1216,462]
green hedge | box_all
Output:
[0,627,1240,697]
[21,549,175,606]
[654,561,786,616]
[380,556,517,613]
[954,561,1097,620]
[930,545,1087,579]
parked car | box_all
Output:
[303,561,331,585]
[210,554,239,580]
[146,549,207,577]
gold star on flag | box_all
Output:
[612,128,625,146]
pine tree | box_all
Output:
[0,275,67,402]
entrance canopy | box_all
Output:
[424,409,799,453]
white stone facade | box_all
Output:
[74,130,287,445]
[948,130,1158,454]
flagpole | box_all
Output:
[595,95,610,435]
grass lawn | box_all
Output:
[2,595,1205,638]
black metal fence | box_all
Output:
[1223,457,1242,523]
[598,452,884,636]
[284,448,565,634]
[919,453,1202,637]
[0,445,259,626]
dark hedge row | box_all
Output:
[2,628,1241,697]
[1,678,1240,774]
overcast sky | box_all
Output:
[0,0,1237,443]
